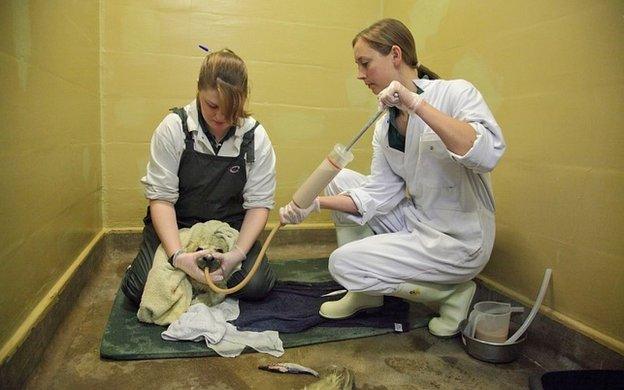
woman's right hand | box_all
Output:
[378,80,423,113]
[172,249,213,283]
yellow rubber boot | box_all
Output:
[392,281,476,337]
[319,292,383,319]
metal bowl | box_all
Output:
[459,320,527,364]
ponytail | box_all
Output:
[354,18,440,80]
[416,63,439,80]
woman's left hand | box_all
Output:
[378,80,423,113]
[279,198,320,225]
[209,246,246,282]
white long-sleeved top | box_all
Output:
[141,100,276,210]
[346,78,506,251]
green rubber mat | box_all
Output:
[100,258,430,360]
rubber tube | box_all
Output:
[203,110,382,294]
[203,223,284,295]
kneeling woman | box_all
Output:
[280,19,505,337]
[122,49,277,305]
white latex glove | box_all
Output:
[209,245,246,282]
[378,80,424,113]
[279,198,320,225]
[173,249,212,283]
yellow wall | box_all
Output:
[0,1,101,350]
[101,0,383,227]
[383,0,624,352]
[2,0,621,360]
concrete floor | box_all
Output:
[24,236,550,389]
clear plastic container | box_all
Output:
[469,301,516,343]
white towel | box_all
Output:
[162,300,284,358]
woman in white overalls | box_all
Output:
[280,19,506,337]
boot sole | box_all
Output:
[319,304,383,320]
[428,328,461,338]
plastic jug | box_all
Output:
[469,301,523,343]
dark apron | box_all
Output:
[121,107,276,304]
[144,107,257,230]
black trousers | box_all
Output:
[121,223,277,306]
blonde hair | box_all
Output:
[353,18,439,80]
[197,49,250,124]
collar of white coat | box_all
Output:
[185,99,256,137]
[412,78,431,93]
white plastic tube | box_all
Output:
[291,109,384,209]
[504,268,553,344]
[292,144,353,209]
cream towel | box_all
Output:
[137,220,239,325]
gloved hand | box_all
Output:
[279,198,320,225]
[378,80,424,113]
[208,245,246,282]
[172,249,212,283]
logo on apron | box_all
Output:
[229,165,241,174]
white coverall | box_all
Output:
[326,78,506,295]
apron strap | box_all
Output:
[240,121,260,163]
[170,107,194,150]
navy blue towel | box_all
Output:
[232,281,410,333]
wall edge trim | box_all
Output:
[0,229,107,365]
